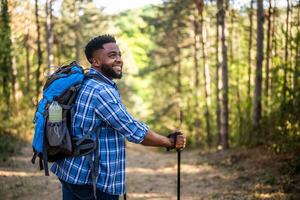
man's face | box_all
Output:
[92,42,123,79]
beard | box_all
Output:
[101,63,122,79]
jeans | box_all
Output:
[60,179,119,200]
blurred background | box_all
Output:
[0,0,299,199]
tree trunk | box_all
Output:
[247,0,254,116]
[35,0,42,102]
[272,1,278,58]
[288,2,293,93]
[74,0,80,61]
[10,32,17,102]
[9,0,17,103]
[24,2,30,94]
[57,39,61,65]
[265,0,272,113]
[193,3,201,141]
[25,34,30,93]
[0,0,12,107]
[294,7,300,91]
[46,0,54,75]
[253,0,264,127]
[203,55,212,147]
[175,26,183,128]
[236,63,243,145]
[283,0,290,102]
[283,0,291,103]
[217,0,229,149]
[25,6,30,93]
[176,45,183,127]
[194,0,212,146]
[271,0,277,94]
[199,4,212,147]
[216,0,222,147]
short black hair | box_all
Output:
[84,34,116,64]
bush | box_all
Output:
[0,130,24,162]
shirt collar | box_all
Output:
[89,67,117,88]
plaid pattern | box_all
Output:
[51,68,148,195]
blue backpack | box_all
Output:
[31,61,99,177]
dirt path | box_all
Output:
[0,143,298,200]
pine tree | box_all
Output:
[265,0,272,113]
[192,2,202,143]
[283,0,292,103]
[194,0,212,146]
[253,0,264,127]
[45,0,54,74]
[0,0,13,115]
[247,0,254,115]
[35,0,42,102]
[217,0,229,149]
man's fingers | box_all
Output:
[175,134,186,149]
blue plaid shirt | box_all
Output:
[51,68,148,195]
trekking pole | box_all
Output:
[177,149,181,200]
[168,131,182,200]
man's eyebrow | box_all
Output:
[107,50,121,54]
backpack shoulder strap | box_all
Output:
[85,128,100,199]
[84,72,107,84]
[84,73,96,79]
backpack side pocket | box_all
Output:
[46,119,66,146]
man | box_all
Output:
[51,34,186,200]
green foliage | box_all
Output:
[0,0,299,157]
[54,0,108,63]
[111,6,156,121]
[0,101,34,161]
[0,130,23,162]
[265,96,300,153]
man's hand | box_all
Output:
[175,132,186,150]
[141,129,186,150]
[167,130,186,150]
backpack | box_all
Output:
[31,61,99,180]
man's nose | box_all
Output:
[115,55,122,63]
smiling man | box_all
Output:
[51,35,186,200]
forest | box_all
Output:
[0,0,299,199]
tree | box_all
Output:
[265,0,272,112]
[253,0,264,127]
[24,1,31,93]
[141,0,199,141]
[35,0,42,102]
[45,0,54,74]
[217,0,229,149]
[192,2,202,141]
[247,0,254,114]
[215,0,222,147]
[0,0,13,114]
[9,0,17,103]
[74,0,80,61]
[283,0,292,103]
[54,0,107,63]
[294,4,300,92]
[194,0,212,146]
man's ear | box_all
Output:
[92,56,101,67]
[92,50,102,67]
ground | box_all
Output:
[0,143,299,200]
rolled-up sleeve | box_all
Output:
[94,86,148,143]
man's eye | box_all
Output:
[109,54,121,59]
